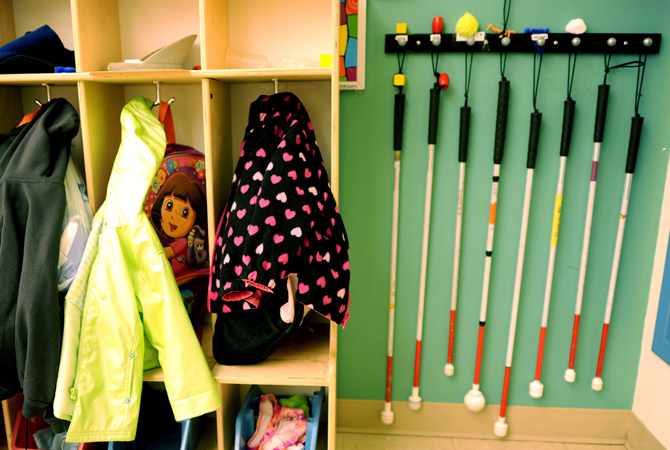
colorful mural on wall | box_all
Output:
[339,0,366,90]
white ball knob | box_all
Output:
[464,389,486,412]
[564,368,576,383]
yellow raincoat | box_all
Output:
[54,97,220,442]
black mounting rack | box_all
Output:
[385,33,661,54]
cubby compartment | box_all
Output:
[117,0,201,71]
[3,0,75,70]
[200,0,334,71]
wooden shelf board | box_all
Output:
[200,67,331,83]
[0,72,86,86]
[144,322,331,387]
[87,70,203,84]
[0,67,331,87]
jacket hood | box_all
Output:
[105,96,167,226]
[0,98,78,182]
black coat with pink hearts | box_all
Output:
[207,93,351,327]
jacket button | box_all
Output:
[125,399,130,404]
[129,354,135,358]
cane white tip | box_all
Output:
[592,377,603,391]
[408,395,422,410]
[381,410,394,425]
[464,388,486,412]
[529,380,544,398]
[564,368,576,383]
[445,363,455,376]
[493,418,508,437]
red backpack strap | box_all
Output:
[159,101,176,144]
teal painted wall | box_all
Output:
[337,0,670,410]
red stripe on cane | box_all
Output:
[474,325,486,385]
[595,323,610,378]
[447,309,456,364]
[568,314,581,369]
[500,366,512,418]
[413,340,422,388]
[386,356,393,403]
[535,327,547,381]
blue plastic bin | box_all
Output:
[235,386,324,450]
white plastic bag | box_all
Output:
[58,157,93,291]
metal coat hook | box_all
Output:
[34,83,52,106]
[272,78,279,94]
[152,81,176,107]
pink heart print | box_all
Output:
[296,187,304,195]
[317,277,326,288]
[265,216,276,226]
[259,199,270,208]
[234,236,244,246]
[271,175,282,184]
[323,295,332,305]
[274,234,284,244]
[283,153,293,162]
[288,170,297,180]
[285,209,296,219]
[242,255,251,265]
[256,149,266,157]
[278,253,289,264]
[240,184,249,194]
[237,209,246,219]
[298,283,309,294]
[248,225,259,235]
[263,261,272,270]
[302,205,311,214]
[235,265,242,276]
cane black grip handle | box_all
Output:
[560,100,576,157]
[527,112,542,169]
[594,84,610,143]
[428,88,440,145]
[494,80,510,165]
[459,106,471,163]
[394,93,406,151]
[626,116,644,174]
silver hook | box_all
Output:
[153,81,176,107]
[34,83,52,106]
[153,81,161,107]
[42,83,51,102]
[272,78,279,94]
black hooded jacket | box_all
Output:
[0,99,79,417]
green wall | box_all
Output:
[337,0,670,410]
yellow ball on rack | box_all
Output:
[455,12,479,38]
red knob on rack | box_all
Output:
[433,17,444,34]
[439,73,450,90]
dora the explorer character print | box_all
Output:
[151,172,208,277]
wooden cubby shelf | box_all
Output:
[0,0,340,449]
